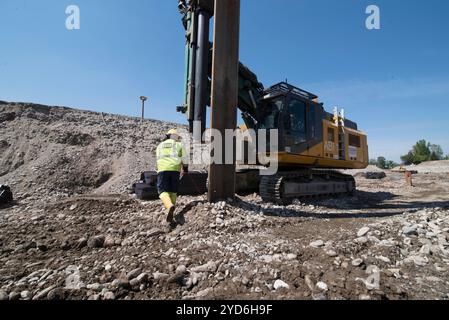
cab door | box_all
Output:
[282,97,308,154]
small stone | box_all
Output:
[285,254,297,260]
[148,228,164,237]
[326,250,338,257]
[32,286,56,300]
[354,237,368,244]
[412,255,429,266]
[426,276,442,282]
[153,272,170,281]
[103,291,115,300]
[129,278,141,287]
[103,235,116,248]
[403,237,412,246]
[105,264,112,272]
[176,265,187,274]
[167,273,185,285]
[190,261,217,273]
[352,258,364,267]
[20,291,32,300]
[357,227,370,237]
[273,279,289,290]
[366,265,380,274]
[316,281,328,291]
[127,268,142,280]
[9,292,20,300]
[47,288,65,300]
[87,235,105,248]
[312,293,327,300]
[304,275,314,291]
[136,273,149,283]
[435,263,447,272]
[402,225,418,236]
[359,294,371,300]
[88,294,101,301]
[118,278,131,289]
[216,218,224,225]
[376,256,391,263]
[260,255,273,263]
[196,288,213,298]
[420,245,431,255]
[87,283,103,292]
[191,274,200,286]
[391,269,402,278]
[309,240,324,248]
[69,204,77,211]
[0,290,8,301]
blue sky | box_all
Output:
[0,0,448,161]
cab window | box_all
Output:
[285,98,306,141]
[259,98,284,130]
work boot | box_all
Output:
[166,205,176,223]
[165,220,177,233]
[175,211,185,225]
[160,192,175,221]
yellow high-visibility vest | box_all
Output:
[156,139,187,173]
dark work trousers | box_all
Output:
[157,171,181,194]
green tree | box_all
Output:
[400,151,415,165]
[412,140,431,163]
[401,140,445,165]
[429,144,444,161]
[370,157,399,169]
[376,156,387,169]
[386,160,399,169]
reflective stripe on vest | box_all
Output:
[157,141,179,160]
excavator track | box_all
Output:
[260,169,355,205]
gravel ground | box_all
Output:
[1,102,449,300]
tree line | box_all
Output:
[370,140,449,169]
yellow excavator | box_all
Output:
[176,0,368,204]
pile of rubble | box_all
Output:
[0,101,178,199]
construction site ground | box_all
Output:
[1,102,449,300]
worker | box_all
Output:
[156,129,188,224]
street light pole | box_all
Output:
[140,96,148,123]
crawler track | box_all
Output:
[260,169,355,205]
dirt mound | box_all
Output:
[395,161,449,174]
[418,160,449,167]
[0,101,179,199]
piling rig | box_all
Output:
[174,0,369,204]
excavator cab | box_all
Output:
[257,82,322,158]
[255,82,368,171]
